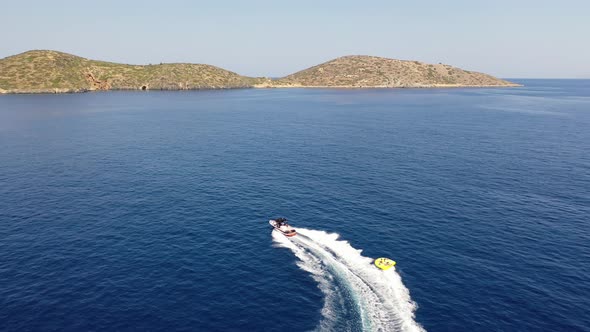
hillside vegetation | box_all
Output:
[0,50,259,93]
[0,51,518,93]
[272,55,518,88]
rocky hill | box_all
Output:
[0,50,260,93]
[272,55,518,88]
[0,51,518,94]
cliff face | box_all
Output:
[0,50,258,93]
[273,55,519,88]
[0,51,519,94]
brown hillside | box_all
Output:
[273,55,518,88]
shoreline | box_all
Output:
[0,84,523,95]
[253,83,523,89]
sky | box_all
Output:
[1,0,588,78]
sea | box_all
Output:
[1,80,589,332]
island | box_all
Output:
[0,50,519,94]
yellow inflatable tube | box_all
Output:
[374,257,396,270]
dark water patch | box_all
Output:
[1,81,589,331]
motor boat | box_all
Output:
[269,217,297,237]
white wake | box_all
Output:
[272,228,425,332]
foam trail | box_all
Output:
[272,228,425,332]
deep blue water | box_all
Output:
[1,80,589,331]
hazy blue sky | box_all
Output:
[1,0,588,78]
